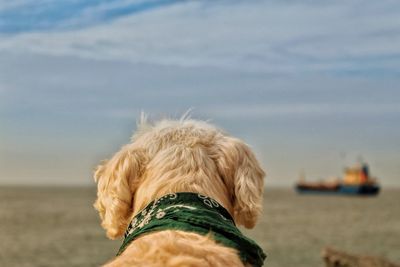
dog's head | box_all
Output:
[94,116,266,239]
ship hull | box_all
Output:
[296,184,380,196]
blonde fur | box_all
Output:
[94,117,266,266]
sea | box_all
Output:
[0,187,399,267]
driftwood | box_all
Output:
[322,247,400,267]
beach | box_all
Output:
[0,187,399,267]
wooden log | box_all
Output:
[322,247,400,267]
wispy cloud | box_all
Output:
[202,103,400,119]
[1,1,399,75]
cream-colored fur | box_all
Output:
[94,116,266,267]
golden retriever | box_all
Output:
[94,115,266,267]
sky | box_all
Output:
[0,0,399,186]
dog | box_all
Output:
[94,116,266,267]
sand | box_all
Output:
[0,187,399,267]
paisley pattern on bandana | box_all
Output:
[117,192,266,267]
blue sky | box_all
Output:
[1,0,399,186]
[0,0,186,33]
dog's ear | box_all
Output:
[214,136,265,229]
[94,145,147,239]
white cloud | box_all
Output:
[0,0,39,11]
[1,1,399,73]
[202,103,400,119]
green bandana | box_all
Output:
[117,192,266,267]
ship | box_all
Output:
[295,163,380,196]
